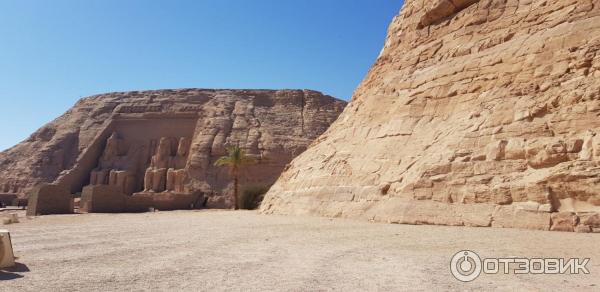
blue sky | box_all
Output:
[0,0,403,151]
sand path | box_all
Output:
[1,210,598,291]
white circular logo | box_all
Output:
[450,250,482,282]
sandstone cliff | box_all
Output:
[262,0,600,232]
[0,89,346,207]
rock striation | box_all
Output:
[261,0,600,232]
[0,89,346,209]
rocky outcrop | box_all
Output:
[261,0,600,232]
[0,89,346,208]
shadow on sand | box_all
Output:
[0,262,30,280]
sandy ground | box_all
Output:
[0,210,598,291]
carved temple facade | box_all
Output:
[0,89,346,213]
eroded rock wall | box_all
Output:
[261,0,600,232]
[0,89,346,208]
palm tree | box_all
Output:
[214,145,256,210]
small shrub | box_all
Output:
[240,185,269,210]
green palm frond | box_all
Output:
[214,156,233,167]
[213,145,256,168]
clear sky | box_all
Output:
[0,0,403,151]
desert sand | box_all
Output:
[1,211,598,291]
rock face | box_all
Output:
[261,0,600,232]
[0,89,346,208]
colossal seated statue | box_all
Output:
[89,132,136,195]
[143,137,190,193]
